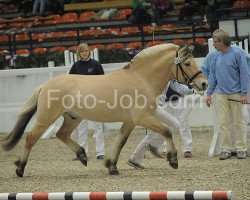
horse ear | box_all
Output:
[188,45,194,54]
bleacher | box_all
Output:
[0,0,249,60]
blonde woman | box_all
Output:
[69,43,105,160]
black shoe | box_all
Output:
[145,143,163,158]
[97,155,105,160]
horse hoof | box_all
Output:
[109,170,120,175]
[169,161,178,169]
[79,158,87,166]
[16,168,24,177]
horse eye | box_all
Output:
[185,63,191,67]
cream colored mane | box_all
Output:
[129,43,177,67]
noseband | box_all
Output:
[174,49,202,88]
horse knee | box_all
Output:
[163,128,173,139]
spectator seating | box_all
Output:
[127,41,142,49]
[64,0,132,11]
[171,39,185,45]
[233,0,250,8]
[33,47,47,54]
[89,44,106,50]
[50,46,66,53]
[188,37,206,44]
[0,50,9,55]
[106,43,124,50]
[146,40,165,47]
[68,45,78,52]
[16,49,29,55]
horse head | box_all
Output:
[172,45,208,91]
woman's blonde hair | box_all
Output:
[76,43,90,60]
[212,29,231,46]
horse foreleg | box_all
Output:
[15,122,50,177]
[56,114,88,166]
[139,116,178,169]
[105,121,135,175]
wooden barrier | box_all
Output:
[64,0,132,11]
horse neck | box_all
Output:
[132,51,175,96]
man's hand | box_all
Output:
[241,95,248,104]
[205,96,212,107]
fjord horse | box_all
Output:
[2,44,207,177]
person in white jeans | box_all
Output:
[127,80,194,169]
[74,120,105,159]
[160,95,193,157]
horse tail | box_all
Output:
[2,85,43,151]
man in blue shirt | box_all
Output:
[201,44,250,158]
[205,29,250,160]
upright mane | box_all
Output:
[130,43,177,66]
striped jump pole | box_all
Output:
[0,191,233,200]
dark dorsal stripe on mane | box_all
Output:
[125,44,177,69]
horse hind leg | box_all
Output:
[105,121,135,175]
[56,114,87,166]
[15,122,51,177]
[139,116,178,169]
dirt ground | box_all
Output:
[0,128,249,200]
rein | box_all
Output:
[174,49,202,88]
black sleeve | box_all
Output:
[97,62,104,75]
[69,63,77,74]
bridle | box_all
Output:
[174,48,202,88]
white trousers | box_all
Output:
[209,93,249,155]
[130,103,182,164]
[151,97,192,153]
[74,120,105,157]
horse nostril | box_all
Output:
[202,82,207,89]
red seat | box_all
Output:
[233,1,250,8]
[104,28,121,36]
[15,33,29,41]
[121,27,139,35]
[33,48,47,54]
[118,8,132,16]
[0,35,9,42]
[79,11,95,21]
[106,43,124,50]
[89,44,106,50]
[61,12,78,23]
[0,50,9,55]
[188,37,206,44]
[50,46,66,53]
[127,42,142,49]
[64,31,77,37]
[43,14,61,25]
[146,40,164,47]
[171,39,185,45]
[68,45,78,52]
[16,49,30,55]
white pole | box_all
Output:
[244,38,249,53]
[208,38,215,53]
[238,41,243,49]
[64,50,70,67]
[93,48,99,61]
[70,52,74,66]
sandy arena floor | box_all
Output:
[0,128,249,199]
